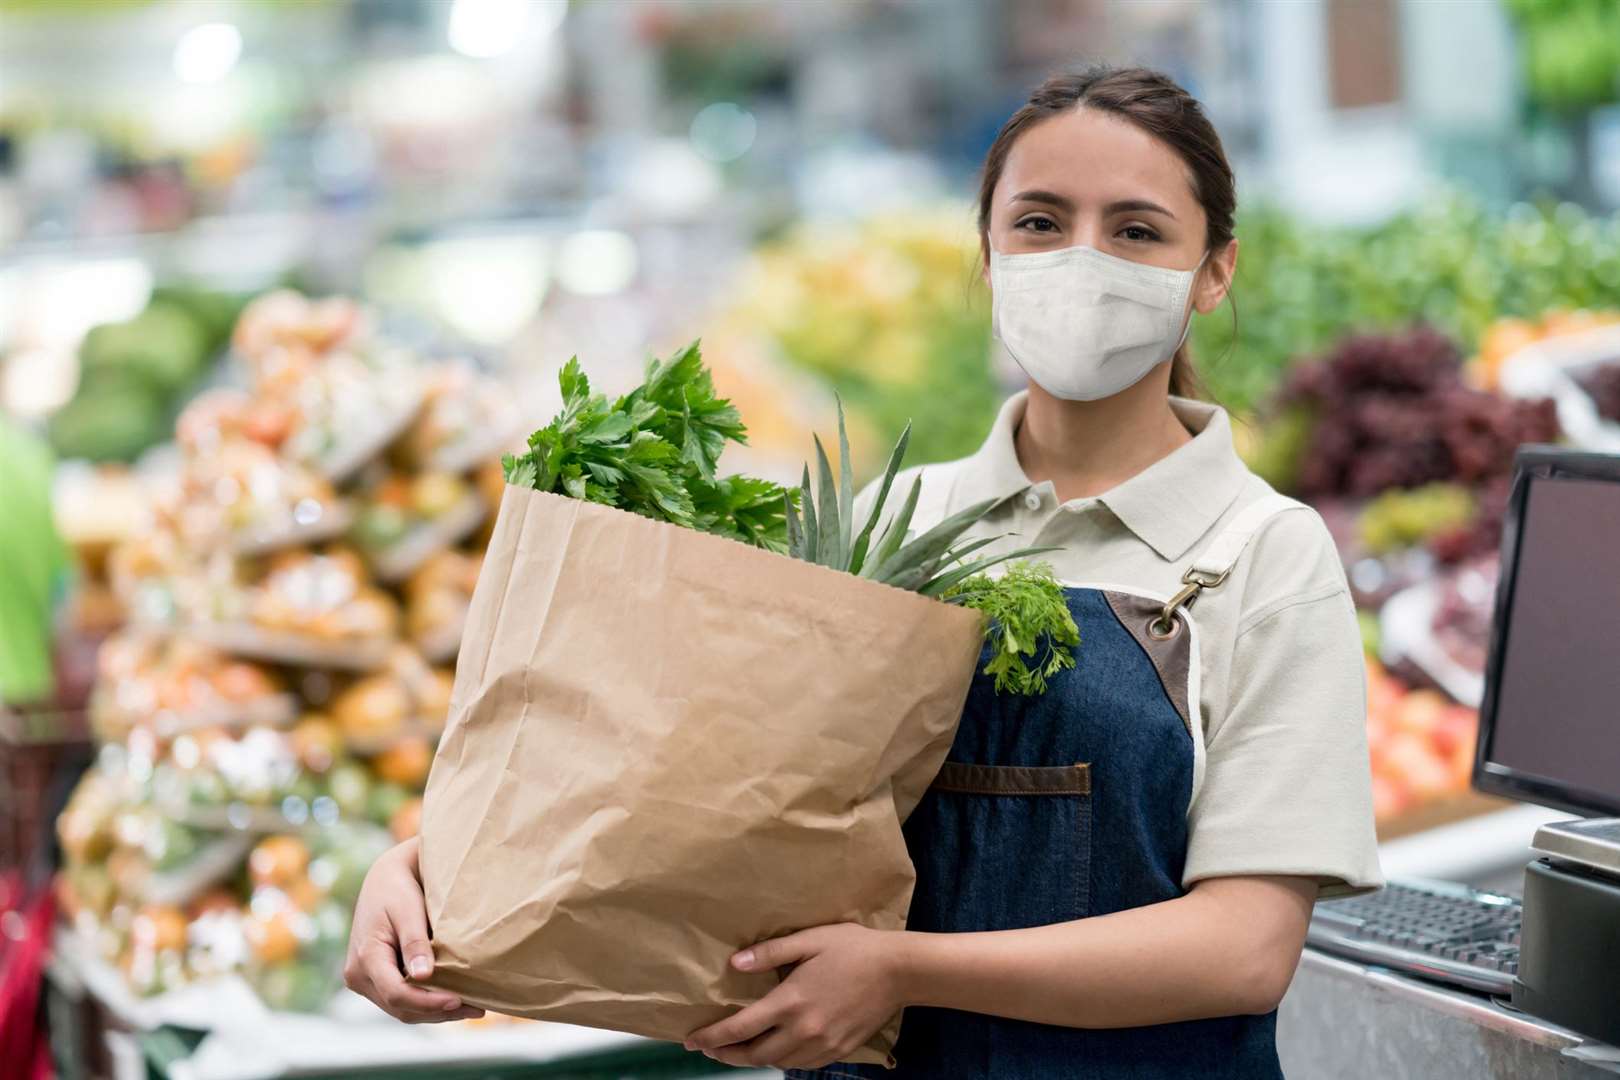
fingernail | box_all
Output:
[408,957,432,978]
[682,1040,695,1051]
[733,949,755,970]
[442,999,462,1011]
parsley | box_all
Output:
[944,562,1081,695]
[503,344,792,547]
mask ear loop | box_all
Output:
[1169,250,1212,356]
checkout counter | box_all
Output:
[1279,805,1620,1079]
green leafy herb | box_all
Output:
[502,344,793,546]
[944,563,1081,695]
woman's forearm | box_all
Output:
[889,875,1317,1029]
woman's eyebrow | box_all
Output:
[1007,191,1178,221]
[1104,198,1176,219]
[1008,189,1076,211]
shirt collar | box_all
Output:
[953,391,1250,562]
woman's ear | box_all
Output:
[1193,238,1237,314]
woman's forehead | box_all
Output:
[997,108,1200,214]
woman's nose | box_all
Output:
[1069,217,1105,249]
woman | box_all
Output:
[343,66,1382,1077]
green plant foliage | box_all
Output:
[1504,0,1620,112]
[734,210,1000,472]
[1191,195,1620,414]
[502,342,794,549]
[944,563,1081,696]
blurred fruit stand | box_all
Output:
[33,292,743,1078]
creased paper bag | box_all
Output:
[420,486,983,1066]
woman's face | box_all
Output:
[984,107,1236,314]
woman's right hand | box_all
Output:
[342,836,484,1023]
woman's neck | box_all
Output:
[1013,373,1193,504]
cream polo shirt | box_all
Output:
[858,392,1385,900]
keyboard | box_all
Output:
[1306,878,1521,995]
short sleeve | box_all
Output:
[1183,586,1385,900]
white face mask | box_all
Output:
[989,244,1206,401]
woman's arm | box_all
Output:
[895,874,1316,1025]
[686,874,1316,1070]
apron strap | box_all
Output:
[1152,493,1309,635]
[1188,493,1308,580]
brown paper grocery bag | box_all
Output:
[420,486,983,1066]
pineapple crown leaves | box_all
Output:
[783,397,1055,585]
[782,397,1078,695]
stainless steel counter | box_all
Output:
[1278,947,1619,1079]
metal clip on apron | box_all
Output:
[1152,493,1304,639]
[788,491,1306,1080]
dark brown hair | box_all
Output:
[976,65,1236,400]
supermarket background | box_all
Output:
[4,0,1620,1077]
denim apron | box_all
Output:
[789,495,1302,1080]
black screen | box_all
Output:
[1485,475,1620,812]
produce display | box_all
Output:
[1429,557,1500,682]
[402,549,482,663]
[89,635,294,741]
[1575,361,1620,423]
[1190,198,1620,413]
[1364,658,1479,829]
[1471,309,1620,390]
[1263,327,1560,498]
[49,286,245,462]
[56,290,507,1011]
[725,207,999,469]
[348,467,485,582]
[1355,485,1476,557]
[398,365,522,474]
[169,415,353,555]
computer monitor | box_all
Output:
[1475,446,1620,818]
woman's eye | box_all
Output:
[1119,224,1159,242]
[1016,216,1058,233]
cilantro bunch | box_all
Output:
[502,342,793,550]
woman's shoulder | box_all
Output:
[1225,475,1351,631]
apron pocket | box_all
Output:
[904,762,1093,934]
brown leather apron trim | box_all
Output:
[930,761,1091,796]
[1102,589,1194,739]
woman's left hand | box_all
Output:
[684,923,907,1070]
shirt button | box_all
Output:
[1024,492,1042,511]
